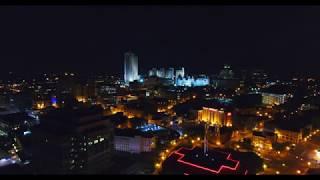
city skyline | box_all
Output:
[1,4,320,175]
[1,6,320,77]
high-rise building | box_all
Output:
[148,68,157,77]
[156,68,166,78]
[124,52,139,84]
[175,67,185,79]
[31,106,113,174]
[165,68,175,80]
[218,65,234,79]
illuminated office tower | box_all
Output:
[165,68,175,80]
[124,52,139,84]
[156,68,166,78]
[148,68,157,77]
[175,67,185,79]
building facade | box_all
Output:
[175,67,185,79]
[114,129,155,154]
[274,128,303,144]
[31,106,113,174]
[197,107,232,127]
[261,93,287,106]
[252,131,275,151]
[124,52,139,84]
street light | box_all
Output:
[296,170,301,174]
[316,149,320,158]
[276,171,280,175]
[155,163,161,169]
[282,163,286,167]
[263,164,267,169]
[172,141,176,145]
[308,162,311,166]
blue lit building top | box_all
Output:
[136,123,164,132]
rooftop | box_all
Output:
[114,128,153,138]
[162,146,248,175]
[0,112,33,125]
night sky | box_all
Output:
[1,6,320,77]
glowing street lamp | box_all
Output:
[296,170,301,174]
[155,163,161,169]
[276,171,280,175]
[263,164,267,169]
[277,151,281,155]
[316,149,320,158]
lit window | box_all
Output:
[100,138,104,142]
[94,140,98,144]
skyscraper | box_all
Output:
[148,68,157,77]
[31,106,113,174]
[156,68,166,78]
[175,67,185,79]
[218,65,234,79]
[124,52,139,84]
[165,68,175,80]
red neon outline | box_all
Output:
[170,147,240,174]
[244,170,248,175]
[184,173,189,175]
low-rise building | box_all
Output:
[274,128,303,144]
[261,93,287,106]
[252,131,275,151]
[197,107,232,127]
[114,128,155,154]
